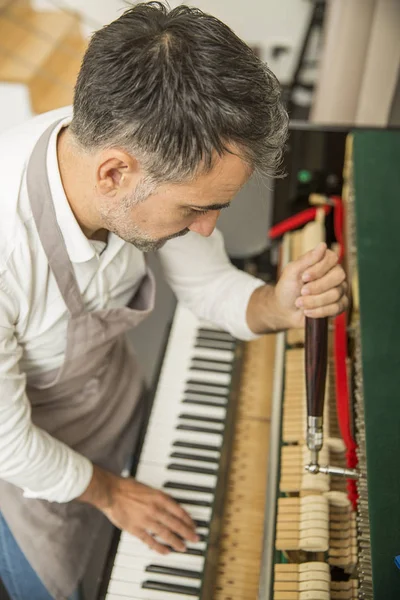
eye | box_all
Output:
[186,207,209,216]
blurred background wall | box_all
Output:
[32,0,313,84]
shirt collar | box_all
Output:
[46,115,96,264]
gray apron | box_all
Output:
[0,120,156,599]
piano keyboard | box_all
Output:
[104,304,238,600]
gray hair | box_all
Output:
[70,2,289,183]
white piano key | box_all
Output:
[116,545,206,565]
[186,369,231,386]
[173,504,212,522]
[190,360,232,373]
[106,595,142,600]
[165,488,214,502]
[115,547,205,571]
[178,405,226,420]
[180,540,206,553]
[114,550,205,571]
[108,579,199,600]
[190,347,235,362]
[136,463,217,490]
[115,551,205,573]
[105,595,143,600]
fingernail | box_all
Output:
[302,273,311,282]
[301,286,310,295]
[295,298,303,308]
[304,310,313,316]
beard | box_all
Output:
[125,227,189,252]
[99,195,189,252]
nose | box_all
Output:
[188,211,220,237]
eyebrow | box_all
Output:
[188,201,231,211]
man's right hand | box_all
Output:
[77,464,199,554]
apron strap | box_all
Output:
[26,120,85,317]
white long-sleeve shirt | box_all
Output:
[0,107,264,503]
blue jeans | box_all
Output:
[0,512,80,600]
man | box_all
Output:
[0,3,347,599]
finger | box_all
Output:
[303,295,349,318]
[133,528,171,555]
[296,286,345,311]
[156,493,196,529]
[301,249,339,283]
[301,265,345,296]
[288,242,327,276]
[148,519,187,552]
[157,510,199,543]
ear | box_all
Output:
[96,149,139,197]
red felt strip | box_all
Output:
[268,205,331,239]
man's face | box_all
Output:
[97,149,251,251]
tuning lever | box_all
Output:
[305,316,328,465]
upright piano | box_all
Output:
[98,128,400,600]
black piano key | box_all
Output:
[184,389,228,399]
[191,357,233,367]
[193,519,209,529]
[170,452,219,464]
[164,481,215,494]
[146,565,202,579]
[189,365,232,375]
[189,360,232,375]
[183,399,226,408]
[185,384,228,397]
[195,339,235,351]
[168,463,217,476]
[179,413,224,424]
[173,441,221,452]
[175,531,207,542]
[186,380,228,390]
[197,328,235,341]
[169,547,204,557]
[142,580,200,595]
[177,424,222,434]
[171,496,212,507]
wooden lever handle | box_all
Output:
[305,317,328,418]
